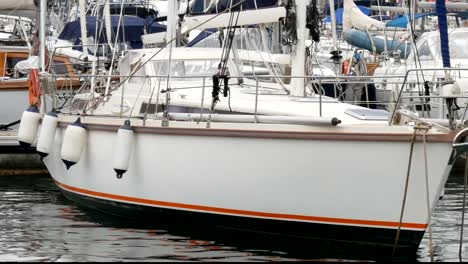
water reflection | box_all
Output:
[418,174,468,262]
[1,173,467,262]
[0,175,302,262]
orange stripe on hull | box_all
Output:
[55,180,428,230]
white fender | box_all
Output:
[440,83,461,98]
[113,120,135,179]
[17,105,41,147]
[61,117,87,170]
[36,111,58,160]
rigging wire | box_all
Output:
[211,5,241,111]
[281,0,297,47]
[83,0,250,114]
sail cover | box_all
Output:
[190,0,278,14]
[58,15,166,49]
[183,0,284,30]
[385,13,434,28]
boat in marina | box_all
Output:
[0,1,82,170]
[17,0,468,257]
[338,0,468,120]
[372,27,468,118]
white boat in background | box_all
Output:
[373,27,468,118]
[0,0,40,166]
[18,0,468,257]
[0,1,37,127]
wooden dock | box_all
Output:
[0,130,48,175]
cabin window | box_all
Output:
[432,33,468,59]
[70,98,87,112]
[139,102,158,115]
[50,60,69,77]
[151,60,219,81]
[6,57,25,71]
[6,56,27,78]
[192,36,222,48]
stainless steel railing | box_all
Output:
[42,70,468,130]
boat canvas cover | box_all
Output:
[386,13,435,28]
[58,16,166,49]
[15,56,38,74]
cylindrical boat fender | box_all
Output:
[36,111,59,160]
[17,105,41,148]
[61,117,87,170]
[113,120,135,179]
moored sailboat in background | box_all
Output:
[0,0,81,171]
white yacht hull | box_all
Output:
[42,116,455,252]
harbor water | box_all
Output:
[1,170,468,262]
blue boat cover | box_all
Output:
[322,6,371,25]
[369,15,393,21]
[58,15,166,49]
[385,13,434,28]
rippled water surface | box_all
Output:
[1,172,468,262]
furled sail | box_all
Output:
[197,0,278,14]
[342,0,385,31]
[182,0,285,30]
[0,0,37,17]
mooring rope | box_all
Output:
[393,128,417,256]
[422,127,434,262]
[460,153,468,262]
[393,123,432,256]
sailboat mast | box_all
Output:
[39,0,47,71]
[164,0,180,122]
[328,0,338,51]
[79,0,89,59]
[167,0,179,47]
[290,0,307,97]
